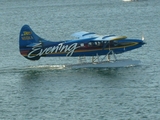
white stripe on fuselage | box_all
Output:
[28,43,80,58]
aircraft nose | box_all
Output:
[137,39,146,45]
[141,40,146,45]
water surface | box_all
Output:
[0,0,160,119]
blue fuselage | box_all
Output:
[20,38,145,60]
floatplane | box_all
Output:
[19,25,145,68]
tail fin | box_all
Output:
[19,25,42,60]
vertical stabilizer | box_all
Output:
[19,25,42,60]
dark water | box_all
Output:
[0,0,160,119]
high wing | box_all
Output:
[71,31,98,39]
[72,31,127,41]
[63,37,96,45]
[94,35,127,41]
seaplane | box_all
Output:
[19,25,145,68]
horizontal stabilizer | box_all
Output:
[26,43,42,48]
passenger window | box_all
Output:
[88,42,92,46]
[80,43,84,47]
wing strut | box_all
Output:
[78,51,117,64]
[100,50,117,62]
[78,56,87,63]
